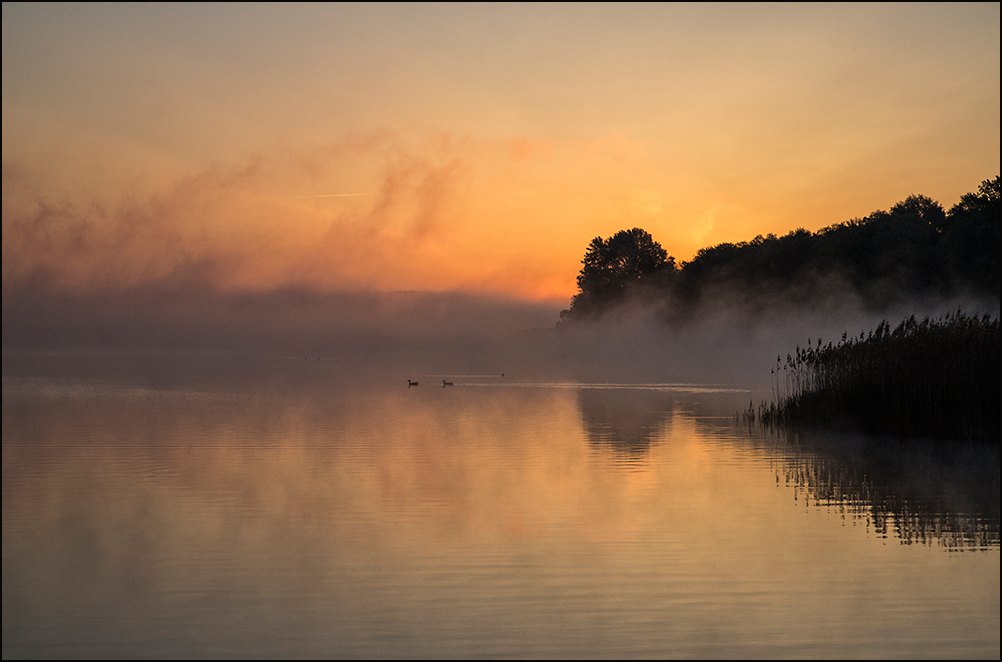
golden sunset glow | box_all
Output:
[3,3,999,303]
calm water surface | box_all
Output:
[3,355,999,658]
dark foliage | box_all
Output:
[562,228,675,318]
[756,311,1000,441]
[561,175,1000,321]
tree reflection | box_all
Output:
[577,388,674,459]
[774,430,1000,549]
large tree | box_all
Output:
[564,228,674,317]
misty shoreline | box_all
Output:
[4,177,998,404]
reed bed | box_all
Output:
[756,311,1000,441]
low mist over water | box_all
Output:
[6,277,996,389]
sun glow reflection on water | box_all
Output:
[2,359,999,658]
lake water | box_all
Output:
[3,353,999,658]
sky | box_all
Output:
[3,3,1000,304]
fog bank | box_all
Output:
[6,279,995,391]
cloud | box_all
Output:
[2,131,479,296]
[3,128,672,303]
[1,130,589,354]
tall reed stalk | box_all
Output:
[758,311,1000,441]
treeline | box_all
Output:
[561,175,1000,321]
[754,311,1000,441]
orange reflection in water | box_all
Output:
[3,371,999,659]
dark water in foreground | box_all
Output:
[3,354,999,658]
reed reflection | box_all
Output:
[773,430,1000,549]
[574,384,1000,550]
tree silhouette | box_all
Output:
[942,175,1001,295]
[559,176,999,323]
[563,228,675,318]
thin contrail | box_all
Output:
[293,193,371,198]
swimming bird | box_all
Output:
[408,380,419,387]
[442,380,453,386]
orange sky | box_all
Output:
[3,3,999,303]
